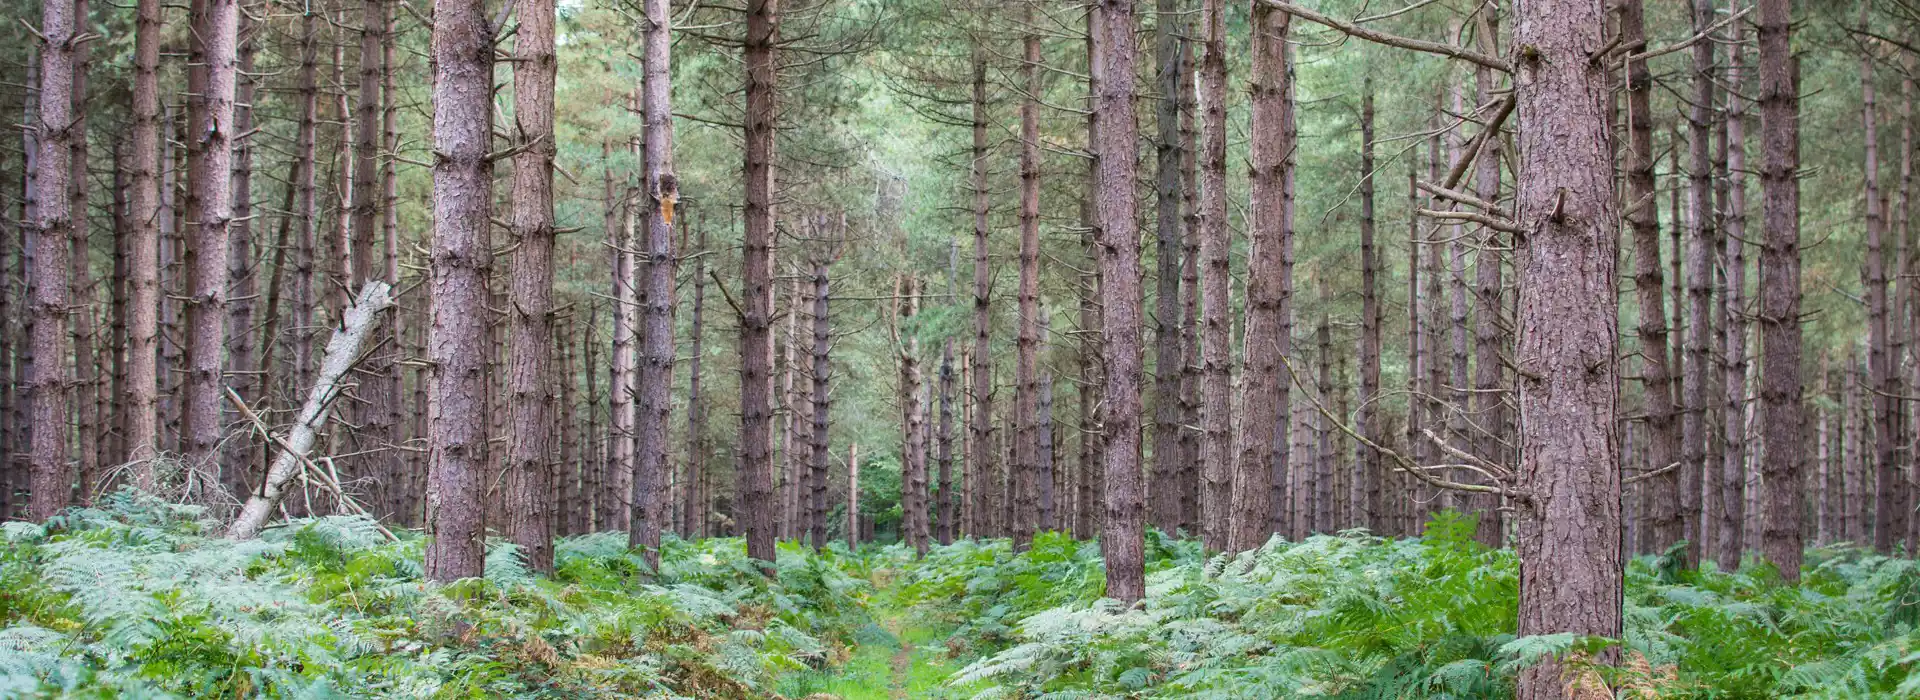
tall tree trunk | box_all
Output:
[1717,0,1750,567]
[223,7,257,498]
[1404,163,1423,539]
[937,339,956,544]
[740,0,780,568]
[1357,80,1382,532]
[126,0,163,478]
[684,219,707,538]
[1090,0,1146,603]
[846,442,860,547]
[1683,0,1718,564]
[1149,0,1187,536]
[1511,0,1624,693]
[1621,0,1680,552]
[1864,36,1898,554]
[604,146,635,532]
[423,0,494,580]
[1471,9,1507,545]
[1004,2,1043,552]
[809,260,830,549]
[291,15,319,416]
[181,0,237,472]
[506,0,557,573]
[29,2,75,517]
[630,0,678,567]
[1230,1,1292,552]
[969,51,997,541]
[67,0,97,500]
[1755,0,1804,582]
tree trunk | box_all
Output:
[1717,3,1750,567]
[969,51,997,541]
[1405,162,1423,538]
[1683,0,1719,564]
[1230,1,1292,552]
[1621,0,1680,553]
[222,6,258,498]
[126,0,163,478]
[29,0,75,518]
[1090,0,1146,603]
[740,0,780,568]
[506,0,558,573]
[1149,0,1187,537]
[1510,0,1624,692]
[424,0,494,580]
[180,0,237,474]
[67,0,97,501]
[630,0,678,568]
[1862,29,1899,555]
[1471,9,1507,545]
[1755,0,1804,582]
[846,442,859,547]
[684,219,708,539]
[809,260,830,549]
[937,339,956,544]
[604,146,635,532]
[291,14,320,422]
[1357,80,1382,532]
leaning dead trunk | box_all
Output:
[227,282,394,540]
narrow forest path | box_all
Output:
[776,575,981,699]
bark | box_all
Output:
[227,282,393,540]
[631,0,677,568]
[1717,3,1749,567]
[584,309,603,530]
[1091,0,1146,603]
[1621,0,1681,552]
[68,0,96,500]
[424,0,494,580]
[507,0,558,574]
[291,14,320,411]
[1405,163,1423,538]
[1178,37,1202,533]
[29,0,75,518]
[684,220,708,538]
[969,52,997,540]
[1230,1,1292,552]
[1683,0,1718,564]
[181,0,237,470]
[223,8,258,497]
[809,261,830,549]
[1149,0,1187,536]
[740,0,779,568]
[1314,305,1333,533]
[846,442,860,547]
[1357,80,1382,531]
[126,0,162,475]
[1755,0,1804,582]
[604,146,635,532]
[937,340,956,544]
[1471,8,1506,545]
[1845,355,1865,541]
[1511,0,1624,692]
[1862,30,1900,555]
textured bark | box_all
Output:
[67,0,96,500]
[424,0,494,580]
[29,12,74,518]
[583,311,603,530]
[507,0,557,574]
[684,221,708,538]
[1314,306,1333,533]
[291,14,320,411]
[630,0,677,568]
[1230,2,1292,552]
[1090,0,1146,603]
[809,262,830,549]
[1445,70,1472,522]
[898,276,928,555]
[1621,0,1680,552]
[1845,355,1865,541]
[846,443,860,547]
[937,340,955,544]
[350,0,400,522]
[222,8,257,497]
[182,0,237,470]
[1862,33,1899,555]
[969,52,997,541]
[1149,0,1187,536]
[126,0,162,476]
[1471,9,1506,545]
[1003,2,1043,552]
[604,146,634,532]
[1717,5,1750,566]
[1405,163,1423,539]
[1357,81,1382,531]
[740,0,779,568]
[1682,0,1718,564]
[1177,40,1202,533]
[1756,0,1804,582]
[1510,0,1624,692]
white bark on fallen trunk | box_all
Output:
[226,281,394,540]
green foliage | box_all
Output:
[0,491,876,698]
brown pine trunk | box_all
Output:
[1717,2,1750,566]
[1756,0,1804,582]
[604,146,634,532]
[846,442,860,547]
[222,8,257,498]
[809,260,830,549]
[126,0,163,476]
[291,14,320,414]
[684,220,708,538]
[1863,32,1899,555]
[29,6,75,518]
[1090,0,1146,602]
[630,0,677,567]
[1149,0,1186,536]
[423,0,494,580]
[1471,8,1506,545]
[969,51,997,541]
[1314,304,1333,533]
[1683,0,1719,564]
[740,0,779,567]
[67,0,96,500]
[180,0,237,472]
[1404,163,1423,539]
[584,309,603,530]
[1230,2,1292,552]
[1510,0,1624,692]
[937,339,956,544]
[1357,80,1382,532]
[1177,38,1202,533]
[1621,0,1680,553]
[506,0,558,574]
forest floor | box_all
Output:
[774,585,979,699]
